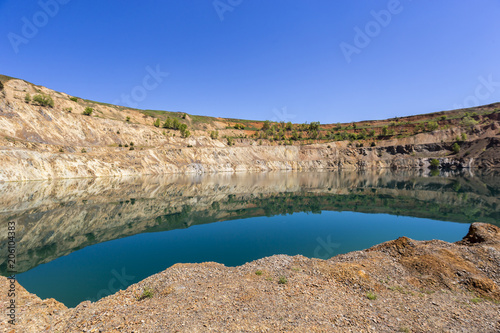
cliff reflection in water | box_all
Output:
[1,169,499,275]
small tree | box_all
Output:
[25,93,31,103]
[83,107,93,116]
[381,126,388,136]
[262,120,271,131]
[69,97,78,102]
[172,118,180,130]
[163,117,173,129]
[153,118,161,127]
[452,142,460,154]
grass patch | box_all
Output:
[366,291,377,300]
[470,297,482,304]
[137,287,154,301]
[278,276,287,284]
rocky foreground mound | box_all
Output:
[1,223,499,332]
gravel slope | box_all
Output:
[1,223,499,332]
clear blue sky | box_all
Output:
[1,0,499,123]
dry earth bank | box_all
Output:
[1,223,499,332]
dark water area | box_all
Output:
[1,169,498,307]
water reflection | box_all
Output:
[0,169,499,276]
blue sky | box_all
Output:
[1,0,499,123]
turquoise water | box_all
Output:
[17,211,469,307]
[2,170,498,307]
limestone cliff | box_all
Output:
[0,75,499,181]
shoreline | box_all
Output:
[2,222,499,332]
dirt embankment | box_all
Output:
[0,78,499,181]
[1,222,499,332]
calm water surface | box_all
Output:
[1,170,498,307]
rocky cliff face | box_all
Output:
[0,77,499,181]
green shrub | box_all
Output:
[366,291,377,300]
[137,287,154,300]
[440,115,447,121]
[461,133,467,141]
[69,97,78,102]
[234,123,245,130]
[226,137,234,146]
[278,276,287,284]
[63,107,72,112]
[126,116,131,122]
[32,94,54,107]
[81,148,87,153]
[426,121,439,131]
[371,141,376,147]
[430,159,440,168]
[210,130,219,139]
[381,126,388,136]
[130,142,134,146]
[83,107,93,116]
[452,142,460,154]
[255,270,263,276]
[153,118,161,127]
[460,116,478,127]
[129,146,135,150]
[25,93,31,103]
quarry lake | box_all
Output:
[2,170,499,307]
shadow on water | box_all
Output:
[0,169,499,277]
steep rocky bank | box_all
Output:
[0,77,499,181]
[1,222,499,332]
